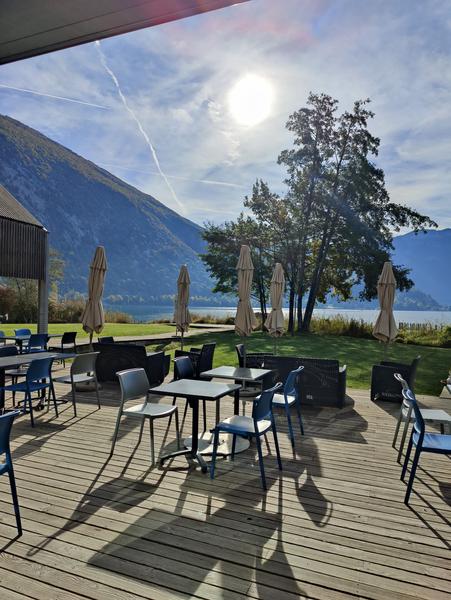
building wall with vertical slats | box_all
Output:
[0,217,47,279]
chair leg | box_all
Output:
[8,466,22,536]
[174,408,181,450]
[392,410,403,447]
[110,411,123,455]
[272,420,282,470]
[26,391,34,428]
[71,384,77,417]
[397,417,411,463]
[296,404,304,435]
[401,433,414,481]
[149,418,155,465]
[210,428,220,480]
[138,417,145,445]
[51,382,59,417]
[231,434,237,461]
[255,435,267,490]
[94,378,101,409]
[405,446,422,505]
[285,405,295,446]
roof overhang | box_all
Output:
[0,0,248,65]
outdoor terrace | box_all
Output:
[1,371,450,600]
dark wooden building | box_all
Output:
[0,184,49,331]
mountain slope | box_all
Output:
[0,114,211,301]
[392,229,451,306]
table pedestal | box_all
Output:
[184,432,249,456]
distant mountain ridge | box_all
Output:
[0,113,449,311]
[0,114,212,301]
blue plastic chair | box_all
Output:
[26,333,49,353]
[210,382,283,490]
[0,357,58,427]
[401,392,451,504]
[14,328,32,353]
[270,365,304,446]
[14,328,31,336]
[0,411,22,536]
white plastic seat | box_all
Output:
[53,352,100,416]
[271,392,296,406]
[218,414,272,434]
[393,373,451,461]
[112,368,180,465]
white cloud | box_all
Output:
[0,0,449,226]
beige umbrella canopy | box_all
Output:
[174,264,191,350]
[373,261,398,344]
[235,245,257,338]
[81,246,107,343]
[265,263,285,353]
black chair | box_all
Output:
[171,356,208,432]
[98,336,114,344]
[49,331,77,367]
[174,342,216,379]
[371,356,421,402]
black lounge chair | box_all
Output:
[371,356,421,402]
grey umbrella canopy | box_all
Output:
[265,263,285,352]
[81,246,107,343]
[373,261,398,344]
[174,264,191,350]
[235,245,257,338]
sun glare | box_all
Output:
[228,74,273,127]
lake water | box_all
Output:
[105,304,451,326]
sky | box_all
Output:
[0,0,450,228]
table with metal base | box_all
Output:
[0,351,77,412]
[148,379,241,472]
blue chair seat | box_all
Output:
[271,392,296,406]
[214,414,272,435]
[413,431,451,452]
[2,381,49,393]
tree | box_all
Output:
[278,94,437,331]
[201,208,273,326]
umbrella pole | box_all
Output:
[89,331,93,351]
[181,330,184,351]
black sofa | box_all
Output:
[92,342,169,384]
[370,356,421,402]
[236,345,347,407]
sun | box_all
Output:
[228,74,274,127]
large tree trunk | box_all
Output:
[302,213,338,331]
[296,289,303,333]
[287,284,295,334]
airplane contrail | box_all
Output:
[95,40,185,213]
[98,161,246,189]
[0,83,109,109]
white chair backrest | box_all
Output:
[71,352,99,376]
[117,368,150,409]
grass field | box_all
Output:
[155,329,451,396]
[1,322,174,338]
[3,323,450,395]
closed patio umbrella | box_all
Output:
[373,261,398,353]
[265,263,285,354]
[174,264,191,350]
[81,246,107,345]
[235,245,257,366]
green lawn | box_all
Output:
[1,322,174,338]
[159,330,450,397]
[3,323,449,395]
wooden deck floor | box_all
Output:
[1,370,450,600]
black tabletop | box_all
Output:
[0,351,77,369]
[201,366,273,382]
[148,378,241,400]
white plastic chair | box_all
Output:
[53,352,100,416]
[112,368,180,465]
[393,373,451,461]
